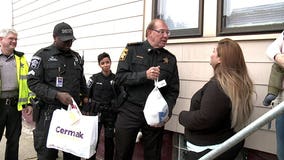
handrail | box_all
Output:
[200,101,284,160]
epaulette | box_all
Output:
[42,47,51,51]
[126,42,142,46]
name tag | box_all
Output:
[157,79,167,88]
[56,77,63,87]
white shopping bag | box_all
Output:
[143,80,169,126]
[46,100,98,159]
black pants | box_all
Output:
[115,126,164,160]
[114,101,164,160]
[0,103,22,160]
[88,111,116,160]
[33,105,81,160]
[268,63,284,95]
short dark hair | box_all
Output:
[98,52,111,63]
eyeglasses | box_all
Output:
[6,37,18,41]
[151,29,171,36]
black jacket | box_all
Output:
[87,72,116,104]
[27,44,87,106]
[179,78,234,145]
[115,40,180,117]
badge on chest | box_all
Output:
[56,76,63,87]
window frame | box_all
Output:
[152,0,204,38]
[217,0,284,36]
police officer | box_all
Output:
[0,28,34,160]
[27,22,88,160]
[84,52,117,160]
[114,19,180,160]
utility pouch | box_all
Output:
[82,101,97,116]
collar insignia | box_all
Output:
[163,57,169,64]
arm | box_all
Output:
[80,71,88,98]
[115,46,149,87]
[27,54,58,102]
[267,31,284,67]
[86,75,95,99]
[78,53,88,99]
[163,60,180,118]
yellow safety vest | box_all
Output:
[15,54,34,111]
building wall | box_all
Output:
[12,0,279,155]
[13,0,144,78]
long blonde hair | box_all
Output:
[214,38,254,131]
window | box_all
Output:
[153,0,203,38]
[217,0,284,35]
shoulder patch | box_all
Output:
[87,78,94,89]
[30,56,41,69]
[119,48,128,61]
[162,57,169,64]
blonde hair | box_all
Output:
[214,38,254,131]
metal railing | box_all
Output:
[199,101,284,160]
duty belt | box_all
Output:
[92,101,112,112]
[0,97,18,106]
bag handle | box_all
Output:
[68,98,82,117]
[154,79,158,87]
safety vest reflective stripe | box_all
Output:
[20,75,27,80]
[18,97,28,103]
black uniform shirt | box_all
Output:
[27,44,87,106]
[87,72,115,104]
[115,40,180,117]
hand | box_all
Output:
[23,105,33,116]
[56,92,73,105]
[146,66,160,80]
[151,116,169,128]
[275,54,284,68]
[83,97,89,105]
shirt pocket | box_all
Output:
[93,82,104,98]
[72,64,83,77]
[132,57,148,72]
[44,62,62,82]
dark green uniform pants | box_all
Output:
[268,63,284,95]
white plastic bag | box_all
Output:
[143,80,169,126]
[46,99,98,158]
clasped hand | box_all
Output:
[151,117,169,128]
[146,66,160,80]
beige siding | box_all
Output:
[13,0,144,78]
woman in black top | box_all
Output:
[179,38,254,160]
